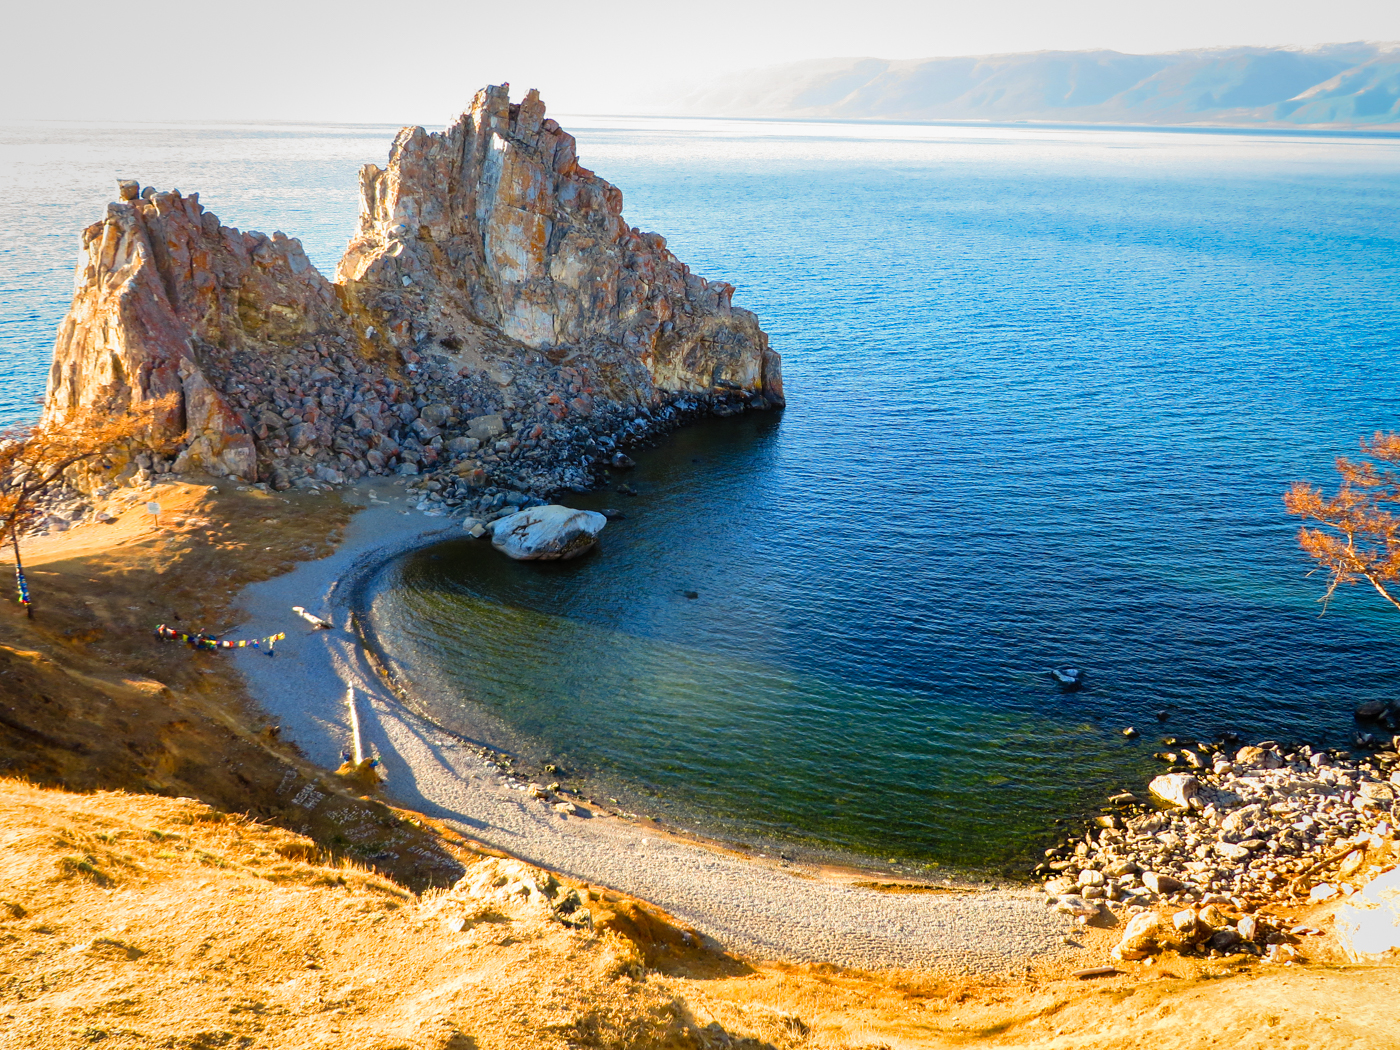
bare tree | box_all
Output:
[1285,431,1400,614]
[0,393,177,618]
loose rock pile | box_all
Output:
[1040,737,1400,959]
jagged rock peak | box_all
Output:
[42,86,782,486]
[338,84,782,399]
[45,184,342,480]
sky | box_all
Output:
[3,0,1398,123]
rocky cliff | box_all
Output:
[43,85,782,493]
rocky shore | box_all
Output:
[1038,735,1400,961]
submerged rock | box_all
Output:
[487,505,607,560]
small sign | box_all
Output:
[146,502,161,523]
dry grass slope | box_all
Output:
[0,479,469,891]
[0,780,719,1049]
[2,779,1398,1050]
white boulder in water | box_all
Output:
[486,505,607,561]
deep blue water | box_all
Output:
[6,117,1400,872]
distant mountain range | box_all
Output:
[666,44,1400,128]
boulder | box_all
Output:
[410,418,440,441]
[1221,804,1262,834]
[1180,749,1206,768]
[487,505,607,561]
[1214,841,1251,861]
[1198,904,1232,929]
[1235,746,1283,769]
[420,403,451,427]
[1172,909,1201,938]
[1143,871,1183,895]
[1053,895,1100,918]
[1360,782,1396,803]
[1112,913,1175,960]
[445,435,481,455]
[467,414,506,442]
[1334,868,1400,963]
[1149,773,1202,809]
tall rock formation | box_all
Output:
[43,86,782,490]
[338,85,780,402]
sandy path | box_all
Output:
[231,483,1075,972]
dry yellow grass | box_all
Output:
[2,779,1397,1050]
[0,478,470,891]
[0,779,710,1050]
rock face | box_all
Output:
[45,189,341,479]
[339,85,782,405]
[42,85,782,487]
[487,505,607,561]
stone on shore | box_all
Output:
[1334,867,1400,963]
[1112,913,1175,960]
[487,505,607,561]
[1149,773,1202,809]
[1235,745,1283,769]
[467,414,506,442]
[1143,871,1183,895]
[1053,894,1100,919]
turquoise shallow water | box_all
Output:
[5,117,1400,873]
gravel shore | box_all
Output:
[229,481,1074,973]
[1036,735,1400,964]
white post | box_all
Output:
[346,686,363,764]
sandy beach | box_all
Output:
[230,481,1076,973]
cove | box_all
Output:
[353,121,1400,874]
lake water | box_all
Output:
[6,116,1400,874]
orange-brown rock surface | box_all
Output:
[339,85,780,402]
[42,85,782,491]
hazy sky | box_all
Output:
[4,0,1397,123]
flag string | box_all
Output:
[155,624,286,652]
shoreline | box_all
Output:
[229,479,1078,972]
[342,534,1014,886]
